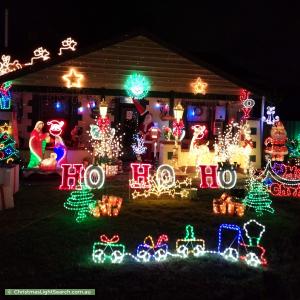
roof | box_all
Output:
[0,30,263,97]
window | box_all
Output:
[252,141,256,148]
[250,127,257,135]
[250,155,256,162]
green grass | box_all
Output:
[0,172,299,299]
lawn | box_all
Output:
[0,170,299,299]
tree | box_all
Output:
[64,184,95,223]
[243,179,274,216]
[0,129,19,165]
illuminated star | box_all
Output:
[191,77,208,95]
[181,189,189,198]
[144,189,151,197]
[170,189,176,198]
[132,190,139,199]
[0,123,11,133]
[62,68,84,88]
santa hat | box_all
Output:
[133,98,148,116]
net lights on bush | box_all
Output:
[124,73,150,99]
[91,220,268,267]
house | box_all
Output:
[0,31,264,169]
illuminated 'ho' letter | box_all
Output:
[156,164,175,189]
[130,163,152,189]
[59,164,84,190]
[198,165,219,188]
[217,167,237,189]
[84,165,105,189]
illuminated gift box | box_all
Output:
[136,235,169,262]
[90,195,123,217]
[92,235,125,264]
[213,193,245,217]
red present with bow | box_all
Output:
[92,234,126,264]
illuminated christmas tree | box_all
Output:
[0,125,19,165]
[243,179,274,216]
[64,184,95,223]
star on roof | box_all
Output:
[62,68,84,88]
[191,77,208,95]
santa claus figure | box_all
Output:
[265,121,288,161]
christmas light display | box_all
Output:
[59,164,106,190]
[90,195,123,217]
[262,106,279,125]
[62,68,84,88]
[243,178,274,216]
[0,81,12,110]
[0,54,22,76]
[88,119,123,165]
[263,160,300,198]
[217,163,237,189]
[191,77,208,95]
[176,225,205,258]
[92,235,126,264]
[239,219,268,266]
[198,165,219,188]
[91,221,268,267]
[198,164,238,189]
[47,120,64,136]
[40,152,57,170]
[213,193,245,216]
[136,235,169,262]
[131,134,147,156]
[64,183,95,223]
[47,120,66,167]
[217,224,242,253]
[58,37,77,55]
[214,122,252,172]
[25,47,50,66]
[84,165,105,189]
[124,73,150,99]
[287,138,300,158]
[265,121,288,161]
[59,164,84,190]
[156,164,176,189]
[130,163,191,198]
[129,163,152,189]
[0,126,19,164]
[243,219,265,246]
[239,89,255,119]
